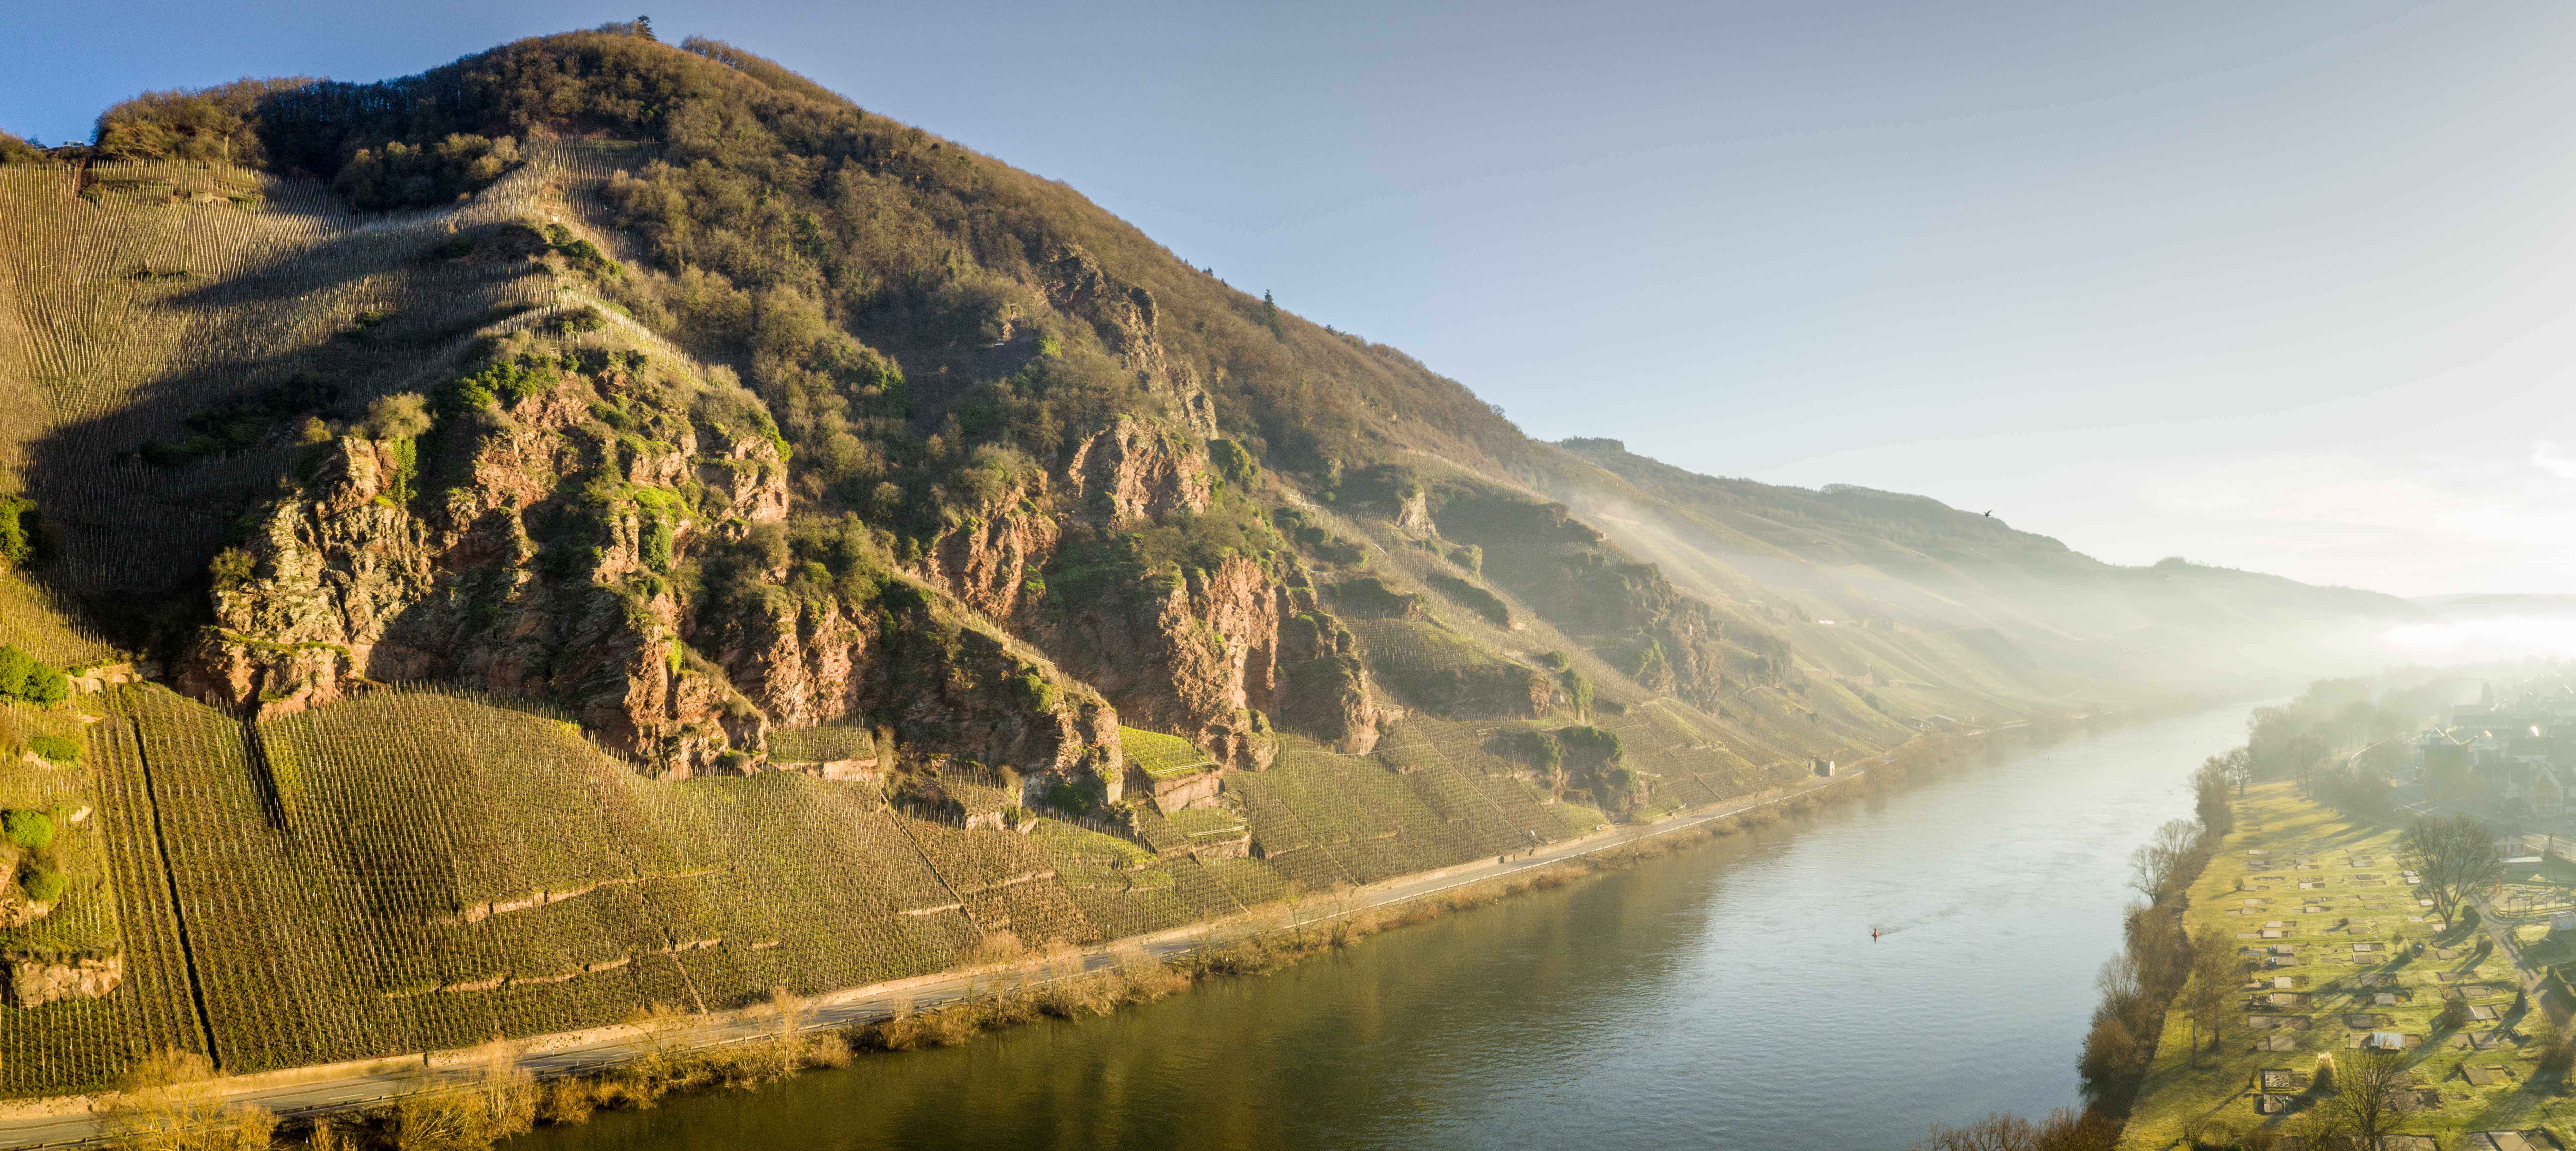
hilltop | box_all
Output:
[0,23,2412,1096]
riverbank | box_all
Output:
[2118,782,2563,1150]
[4,707,2156,1149]
[524,701,2260,1151]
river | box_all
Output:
[507,703,2255,1151]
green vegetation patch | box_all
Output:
[1121,727,1217,778]
[0,646,67,707]
[1327,577,1425,620]
[333,133,524,211]
[1272,508,1366,566]
[1031,819,1156,870]
[766,725,875,763]
[2,810,53,851]
[0,496,35,570]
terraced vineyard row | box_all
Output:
[0,704,190,1096]
[0,578,1836,1097]
[0,684,1593,1092]
[0,576,116,669]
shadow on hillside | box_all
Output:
[24,207,542,608]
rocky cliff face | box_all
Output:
[1272,573,1385,753]
[173,223,1397,790]
[913,415,1208,622]
[180,346,789,773]
[1046,555,1280,768]
[900,411,1385,768]
[174,338,1112,788]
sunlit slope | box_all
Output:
[0,681,1706,1096]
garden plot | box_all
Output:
[2123,782,2565,1150]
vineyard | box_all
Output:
[0,669,1843,1096]
[0,141,1890,1093]
[1345,617,1554,719]
[1120,726,1217,777]
[764,725,877,764]
[0,576,114,670]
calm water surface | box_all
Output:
[510,704,2257,1151]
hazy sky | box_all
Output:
[9,0,2575,598]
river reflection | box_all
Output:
[509,705,2257,1151]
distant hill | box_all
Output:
[2415,593,2576,618]
[1545,437,2421,704]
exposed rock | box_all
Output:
[1143,768,1222,813]
[2,951,122,1007]
[869,582,1124,796]
[900,414,1386,768]
[0,845,46,930]
[922,498,1057,622]
[1392,489,1433,532]
[1064,417,1212,526]
[0,895,49,931]
[1186,827,1252,860]
[1045,555,1279,770]
[180,351,789,774]
[171,312,1373,796]
[818,758,880,782]
[702,591,871,732]
[68,663,140,693]
[1273,580,1385,753]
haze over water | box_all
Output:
[509,704,2257,1151]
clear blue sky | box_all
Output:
[9,0,2576,597]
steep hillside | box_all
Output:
[0,23,2410,1095]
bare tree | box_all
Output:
[2186,929,2243,1058]
[2128,818,2203,901]
[2219,746,2254,796]
[2289,1104,2354,1151]
[2401,813,2500,923]
[2321,1047,2414,1148]
[1911,1112,2037,1151]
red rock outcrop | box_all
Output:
[179,347,793,775]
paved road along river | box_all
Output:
[506,703,2259,1151]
